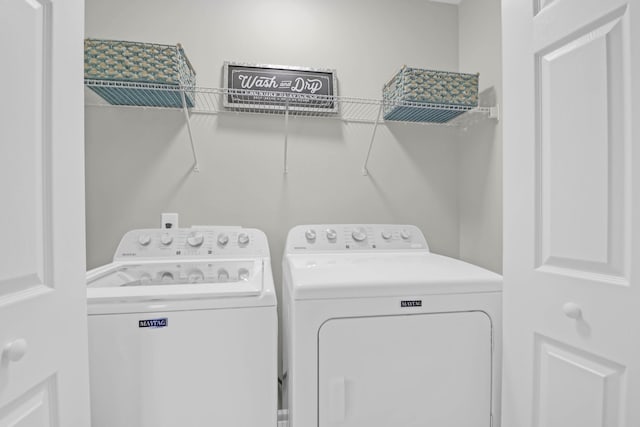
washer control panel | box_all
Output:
[114,227,270,261]
[286,224,429,252]
[88,259,257,288]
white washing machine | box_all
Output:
[282,224,502,427]
[87,226,277,427]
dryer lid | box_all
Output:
[285,252,502,300]
[87,259,263,302]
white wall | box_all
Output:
[457,0,503,273]
[84,0,463,281]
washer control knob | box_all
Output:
[238,268,250,281]
[160,233,173,246]
[352,228,367,242]
[218,268,229,281]
[188,270,204,283]
[217,233,229,247]
[400,229,411,240]
[138,234,151,246]
[187,232,204,247]
[326,228,337,241]
[381,231,392,240]
[305,229,317,242]
[238,233,250,246]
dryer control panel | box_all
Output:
[286,224,429,253]
[113,227,270,261]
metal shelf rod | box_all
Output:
[180,90,199,173]
[362,103,384,176]
[284,100,290,174]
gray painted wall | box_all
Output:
[84,0,464,283]
[84,0,504,389]
[458,0,503,273]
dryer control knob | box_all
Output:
[238,233,250,246]
[187,232,204,247]
[160,233,173,246]
[138,234,151,246]
[217,234,229,247]
[400,229,411,240]
[352,228,367,242]
[326,229,337,241]
[381,231,392,240]
[305,229,317,242]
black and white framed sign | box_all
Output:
[223,62,338,113]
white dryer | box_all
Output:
[87,226,277,427]
[282,224,502,427]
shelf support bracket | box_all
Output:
[489,104,500,121]
[284,99,290,174]
[180,89,200,172]
[362,103,384,176]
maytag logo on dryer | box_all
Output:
[121,252,137,257]
[401,300,422,308]
[138,318,168,328]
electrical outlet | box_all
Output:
[161,213,179,229]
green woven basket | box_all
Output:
[84,39,196,108]
[383,66,478,123]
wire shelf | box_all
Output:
[84,79,494,126]
[84,79,498,174]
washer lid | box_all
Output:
[87,259,263,303]
[285,252,502,300]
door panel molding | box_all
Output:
[0,377,58,427]
[533,2,628,52]
[39,0,54,296]
[533,334,625,427]
[0,0,54,300]
[534,0,554,16]
[534,6,630,285]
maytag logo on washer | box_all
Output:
[401,300,422,308]
[138,318,168,328]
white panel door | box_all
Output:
[503,0,639,425]
[318,312,493,427]
[0,0,90,426]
